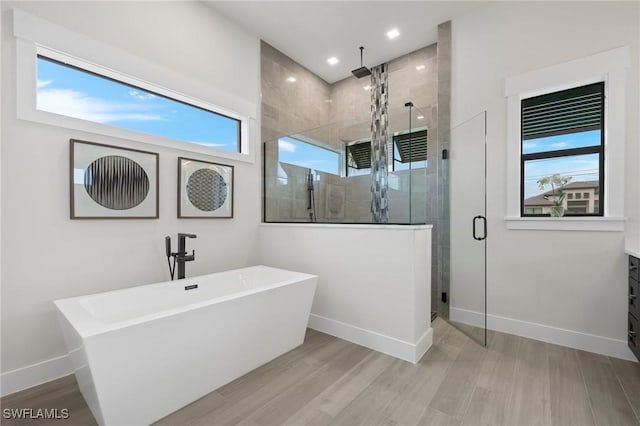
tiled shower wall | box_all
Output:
[261,41,331,145]
[261,28,451,315]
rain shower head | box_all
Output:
[352,46,371,79]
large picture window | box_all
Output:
[521,82,604,217]
[37,55,241,153]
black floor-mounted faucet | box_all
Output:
[165,233,197,280]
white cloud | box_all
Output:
[278,139,296,153]
[185,140,229,148]
[37,80,52,89]
[37,88,165,123]
[549,141,568,149]
[128,89,157,100]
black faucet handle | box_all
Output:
[178,233,197,239]
[165,236,172,257]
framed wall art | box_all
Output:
[178,157,234,218]
[70,139,159,219]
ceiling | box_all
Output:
[205,1,484,84]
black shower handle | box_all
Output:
[473,215,487,241]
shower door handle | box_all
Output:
[473,215,487,241]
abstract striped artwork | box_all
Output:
[84,155,150,210]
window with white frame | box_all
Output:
[505,46,629,231]
[36,55,242,153]
[13,9,255,162]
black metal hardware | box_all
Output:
[177,233,197,280]
[442,149,448,160]
[441,292,447,303]
[184,284,198,291]
[473,215,487,241]
[165,234,197,280]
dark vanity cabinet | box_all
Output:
[628,255,639,361]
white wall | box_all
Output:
[258,224,432,363]
[1,1,261,391]
[450,2,639,359]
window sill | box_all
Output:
[505,216,625,231]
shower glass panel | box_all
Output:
[263,105,429,225]
[447,111,487,346]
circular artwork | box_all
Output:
[84,155,150,210]
[187,168,228,211]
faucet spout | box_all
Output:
[177,233,197,279]
[178,233,197,239]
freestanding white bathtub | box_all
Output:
[54,265,317,426]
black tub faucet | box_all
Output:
[165,233,197,280]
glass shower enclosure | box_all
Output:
[263,105,430,225]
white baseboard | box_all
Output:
[1,354,72,397]
[450,307,637,362]
[308,314,432,363]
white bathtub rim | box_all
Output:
[54,265,317,339]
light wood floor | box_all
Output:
[2,318,639,426]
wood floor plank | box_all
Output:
[460,330,521,426]
[378,325,469,425]
[282,350,394,425]
[610,356,640,423]
[327,357,416,426]
[577,350,638,426]
[502,337,553,426]
[417,406,462,426]
[183,337,355,426]
[547,344,595,426]
[242,343,371,425]
[428,333,487,420]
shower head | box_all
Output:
[352,46,371,79]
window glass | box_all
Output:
[37,56,241,152]
[278,137,339,175]
[346,141,372,176]
[522,130,600,155]
[520,82,604,216]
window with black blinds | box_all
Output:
[522,82,604,140]
[520,82,604,217]
[394,130,427,163]
[346,141,372,170]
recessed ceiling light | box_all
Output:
[386,28,400,39]
[363,85,371,90]
[286,76,297,83]
[327,57,339,65]
[416,65,426,71]
[417,115,424,120]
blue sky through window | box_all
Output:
[278,137,339,175]
[523,130,600,199]
[36,57,240,152]
[522,129,600,155]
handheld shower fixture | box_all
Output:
[352,46,371,79]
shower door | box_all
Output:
[448,111,487,345]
